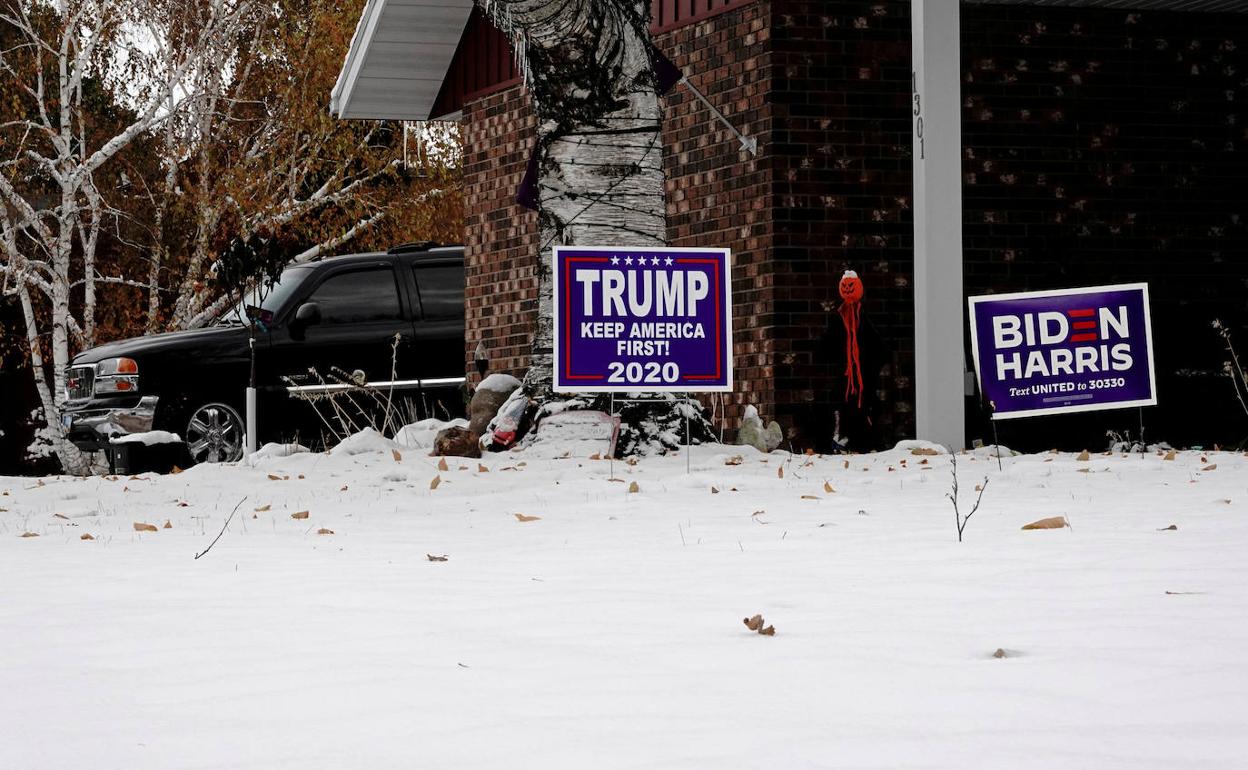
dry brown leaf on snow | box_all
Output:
[628,481,640,493]
[254,504,271,512]
[1158,524,1178,531]
[514,513,541,522]
[1076,468,1091,473]
[1203,464,1218,471]
[298,474,305,480]
[843,460,850,469]
[711,486,720,494]
[291,511,309,520]
[911,447,940,456]
[267,474,281,481]
[437,457,449,471]
[725,455,744,466]
[1021,516,1069,530]
[1201,455,1208,463]
[589,453,601,461]
[427,554,449,562]
[162,520,172,529]
[133,522,158,532]
[1076,450,1090,461]
[170,466,183,475]
[340,485,349,491]
[759,625,776,636]
[801,495,819,500]
[19,531,39,538]
[1164,450,1177,461]
[477,464,488,473]
[53,513,69,520]
[743,614,764,631]
[80,533,94,541]
[176,501,189,508]
[823,481,835,493]
[316,528,334,535]
[777,466,784,479]
[392,449,402,463]
[430,475,442,490]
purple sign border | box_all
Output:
[552,245,733,393]
[967,283,1158,420]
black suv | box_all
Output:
[62,243,466,464]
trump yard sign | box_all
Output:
[553,246,732,392]
[968,284,1157,419]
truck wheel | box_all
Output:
[185,402,245,464]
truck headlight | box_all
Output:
[94,357,140,394]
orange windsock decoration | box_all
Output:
[838,270,864,408]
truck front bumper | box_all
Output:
[62,396,159,451]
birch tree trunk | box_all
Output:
[476,0,665,399]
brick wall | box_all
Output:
[960,5,1248,447]
[769,0,916,449]
[659,0,775,430]
[461,86,540,384]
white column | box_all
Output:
[911,0,965,450]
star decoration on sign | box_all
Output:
[610,256,620,265]
[624,256,633,265]
[665,256,674,266]
[651,256,660,265]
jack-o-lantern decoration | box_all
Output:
[839,271,864,304]
[838,270,865,407]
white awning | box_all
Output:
[330,0,474,121]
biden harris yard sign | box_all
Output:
[553,246,732,392]
[968,284,1157,419]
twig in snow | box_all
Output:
[947,455,989,543]
[193,497,247,560]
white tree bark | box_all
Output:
[476,0,664,397]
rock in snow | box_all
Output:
[737,405,783,453]
[469,377,520,436]
[476,373,522,393]
[433,426,481,458]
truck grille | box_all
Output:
[66,365,95,401]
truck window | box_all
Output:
[412,264,464,320]
[306,267,402,323]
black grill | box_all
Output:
[66,366,95,401]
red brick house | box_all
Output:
[333,0,1248,451]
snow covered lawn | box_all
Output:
[3,441,1247,769]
